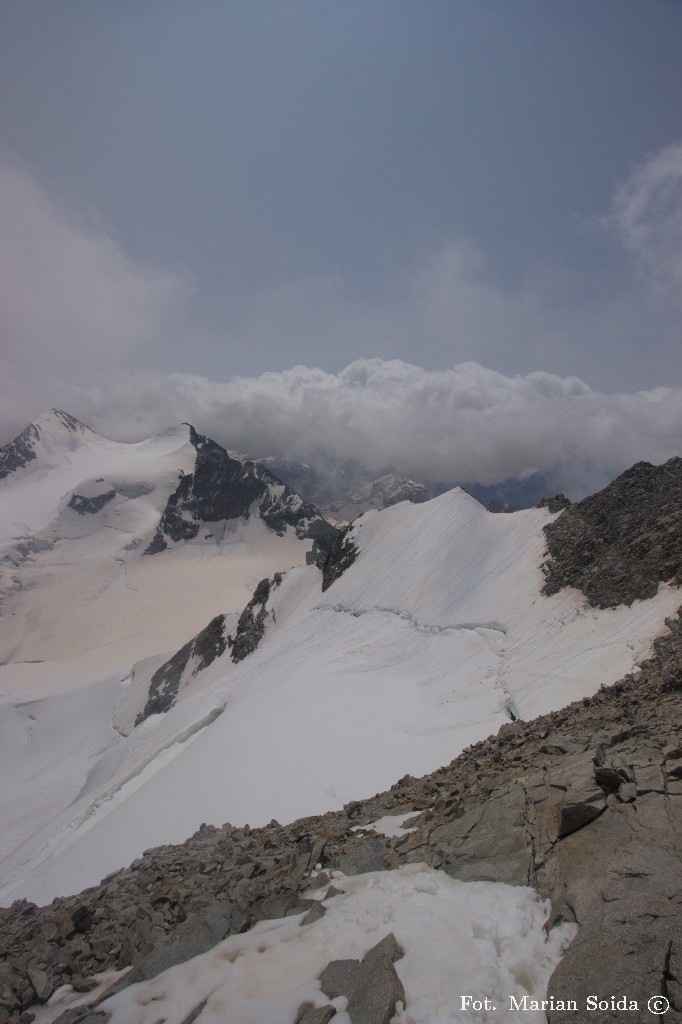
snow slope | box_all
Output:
[0,412,334,892]
[0,477,677,905]
[0,412,328,675]
[37,865,577,1024]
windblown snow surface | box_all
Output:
[0,412,327,890]
[0,468,677,908]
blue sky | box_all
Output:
[1,1,680,487]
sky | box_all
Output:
[1,1,681,493]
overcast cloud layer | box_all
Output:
[0,359,676,500]
[0,3,680,496]
[1,140,681,497]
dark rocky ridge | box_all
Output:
[0,424,39,480]
[229,574,282,663]
[135,614,229,725]
[537,493,572,514]
[67,492,116,516]
[0,411,89,481]
[321,526,359,592]
[145,426,339,563]
[2,610,679,1024]
[542,457,681,608]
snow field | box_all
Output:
[1,486,678,905]
[52,865,573,1024]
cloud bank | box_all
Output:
[1,144,680,498]
[0,158,191,424]
[43,358,681,499]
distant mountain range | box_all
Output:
[239,451,556,521]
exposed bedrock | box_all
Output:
[542,457,682,608]
[144,426,338,559]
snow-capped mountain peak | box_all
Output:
[0,408,97,480]
[0,414,339,685]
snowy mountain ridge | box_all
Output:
[0,414,678,908]
[0,409,94,481]
[0,414,679,1024]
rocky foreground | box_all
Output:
[1,458,680,1024]
[0,608,678,1024]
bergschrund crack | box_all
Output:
[315,601,507,637]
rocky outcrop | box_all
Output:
[229,574,282,663]
[2,608,679,1023]
[537,493,571,513]
[542,457,682,607]
[135,614,229,725]
[0,411,89,481]
[67,492,116,516]
[144,426,338,561]
[350,475,429,510]
[321,526,358,592]
[295,932,406,1024]
[0,423,39,480]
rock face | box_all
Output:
[145,426,338,561]
[542,457,682,607]
[229,574,282,663]
[537,493,572,513]
[67,491,116,515]
[0,410,90,480]
[296,932,406,1024]
[135,614,229,725]
[321,526,358,592]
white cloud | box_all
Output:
[0,158,191,421]
[1,148,679,497]
[47,358,682,498]
[607,140,682,299]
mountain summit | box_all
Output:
[145,423,337,562]
[0,409,94,479]
[0,413,338,678]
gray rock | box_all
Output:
[338,838,397,876]
[361,932,404,966]
[180,997,209,1024]
[52,1010,110,1024]
[27,965,51,1002]
[321,527,359,592]
[300,901,326,926]
[345,960,405,1024]
[144,425,338,560]
[106,902,246,994]
[136,614,228,724]
[536,493,571,513]
[542,457,682,608]
[229,575,281,663]
[250,892,314,923]
[319,959,360,999]
[294,1002,337,1024]
[319,935,406,1024]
